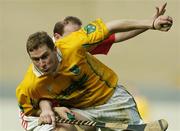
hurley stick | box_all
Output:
[54,116,168,131]
[55,116,129,130]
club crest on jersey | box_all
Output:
[70,65,80,75]
[84,24,96,34]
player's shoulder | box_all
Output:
[16,64,38,93]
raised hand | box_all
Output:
[153,15,173,31]
[151,3,173,31]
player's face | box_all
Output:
[29,45,59,74]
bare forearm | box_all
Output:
[114,29,148,43]
[39,100,52,111]
[35,100,52,116]
[106,19,153,34]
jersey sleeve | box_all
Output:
[81,18,110,50]
[18,111,54,131]
[16,87,39,116]
[17,93,41,130]
[90,34,115,55]
[55,18,110,52]
[19,111,37,131]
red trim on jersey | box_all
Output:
[19,111,28,130]
[90,34,115,55]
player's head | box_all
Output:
[53,16,82,41]
[64,16,82,27]
[27,31,59,74]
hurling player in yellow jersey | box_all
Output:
[16,4,173,131]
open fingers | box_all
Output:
[156,2,167,16]
[159,2,167,14]
[154,7,159,18]
[153,3,166,19]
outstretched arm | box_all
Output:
[106,3,172,34]
[114,3,167,43]
[106,16,172,34]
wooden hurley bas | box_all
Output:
[54,116,168,131]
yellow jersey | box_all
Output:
[16,19,118,115]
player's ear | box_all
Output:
[54,33,62,41]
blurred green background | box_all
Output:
[0,0,179,130]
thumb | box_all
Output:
[153,7,159,19]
